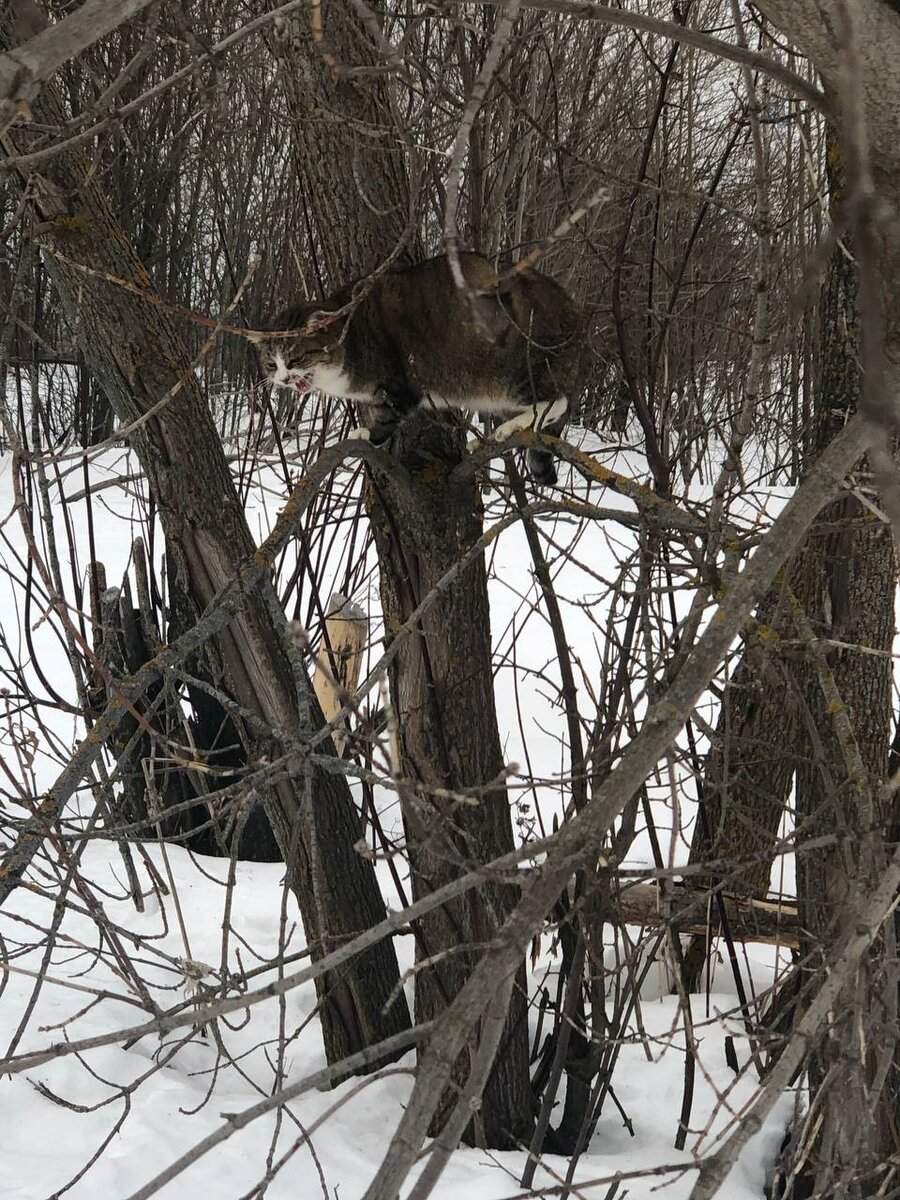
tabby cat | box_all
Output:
[254,252,581,484]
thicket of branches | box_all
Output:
[0,2,898,1198]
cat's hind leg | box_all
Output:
[526,444,560,486]
[490,396,568,486]
[350,389,411,446]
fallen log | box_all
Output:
[614,882,800,949]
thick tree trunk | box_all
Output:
[368,413,533,1147]
[686,587,799,901]
[721,3,900,1174]
[273,7,534,1147]
[269,9,419,286]
[786,205,896,1198]
[680,587,799,989]
[787,502,895,1196]
[2,1,410,1074]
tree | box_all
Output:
[272,5,532,1146]
[2,3,899,1198]
[0,0,411,1076]
[737,7,900,1194]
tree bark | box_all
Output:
[718,5,900,1180]
[680,587,800,990]
[785,197,896,1198]
[368,413,533,1147]
[1,1,410,1075]
[268,7,418,289]
[272,7,533,1146]
[687,588,799,898]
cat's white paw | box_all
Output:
[347,427,371,441]
[493,398,568,442]
[493,414,531,442]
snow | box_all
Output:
[0,417,796,1199]
[0,842,792,1200]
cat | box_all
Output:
[253,252,581,485]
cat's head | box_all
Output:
[251,303,346,395]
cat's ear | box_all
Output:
[473,290,512,343]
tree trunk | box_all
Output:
[368,413,533,1147]
[719,3,900,1174]
[688,582,800,897]
[272,7,533,1145]
[674,7,900,1156]
[2,0,410,1074]
[269,7,419,288]
[785,184,896,1198]
[787,501,895,1196]
[680,586,800,989]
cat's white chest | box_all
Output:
[310,362,374,401]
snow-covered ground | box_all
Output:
[0,416,797,1199]
[0,839,793,1200]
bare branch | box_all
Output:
[0,0,157,133]
[433,0,826,109]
